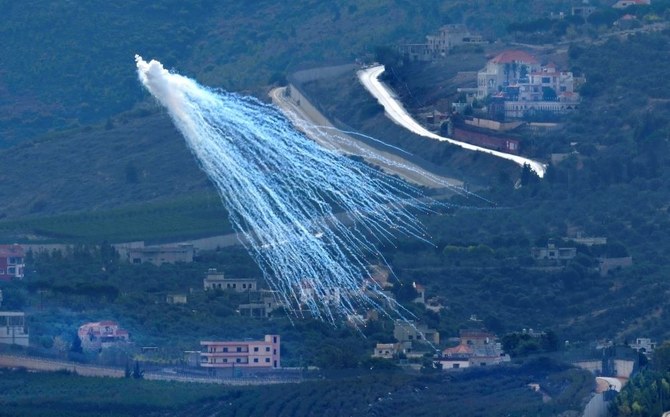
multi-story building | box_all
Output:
[476,50,580,119]
[0,244,25,280]
[399,24,484,61]
[0,311,29,347]
[78,321,130,351]
[629,338,656,355]
[200,335,280,371]
[203,268,257,292]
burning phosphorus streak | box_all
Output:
[135,55,435,323]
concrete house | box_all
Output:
[78,320,129,351]
[0,244,25,280]
[0,311,29,347]
[200,334,280,373]
[203,269,257,292]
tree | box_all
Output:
[70,333,83,354]
[132,361,144,379]
[653,343,670,372]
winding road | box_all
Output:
[269,86,464,190]
[358,65,547,178]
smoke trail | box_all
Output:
[135,56,436,322]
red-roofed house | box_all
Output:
[78,320,130,351]
[438,329,510,370]
[0,245,25,281]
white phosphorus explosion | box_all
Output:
[135,56,446,322]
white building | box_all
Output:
[629,338,656,355]
[0,312,29,347]
[203,269,257,292]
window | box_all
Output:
[273,336,277,343]
[253,358,259,363]
[254,347,259,352]
[542,77,550,84]
[266,347,270,352]
[273,349,277,355]
[7,267,15,275]
[265,358,270,363]
[223,347,228,353]
[236,347,242,352]
[223,358,228,363]
[236,358,241,363]
[242,284,247,289]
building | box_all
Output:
[0,244,25,280]
[572,6,597,17]
[77,321,130,351]
[439,329,510,369]
[372,342,406,359]
[0,312,29,347]
[476,50,580,120]
[203,269,258,292]
[119,242,194,266]
[629,338,656,355]
[399,24,484,61]
[238,291,283,318]
[166,294,188,304]
[612,0,650,9]
[394,320,440,345]
[598,257,633,276]
[531,243,577,261]
[413,282,426,305]
[200,335,280,371]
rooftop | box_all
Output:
[491,50,539,65]
[0,244,24,258]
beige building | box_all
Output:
[399,24,484,61]
[393,320,440,345]
[531,243,577,261]
[0,311,29,347]
[117,242,194,266]
[372,342,406,359]
[166,294,188,304]
[200,334,280,371]
[203,269,257,292]
[238,291,283,318]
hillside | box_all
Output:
[0,0,574,146]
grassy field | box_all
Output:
[0,192,231,244]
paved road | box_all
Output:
[269,86,464,190]
[358,65,547,178]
